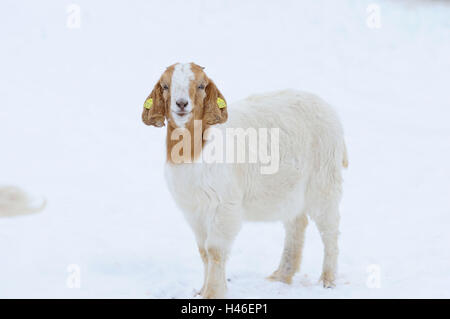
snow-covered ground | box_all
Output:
[1,0,449,298]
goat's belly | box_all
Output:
[242,178,307,222]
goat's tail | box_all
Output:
[0,186,46,217]
[342,142,349,169]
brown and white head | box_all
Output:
[142,62,228,130]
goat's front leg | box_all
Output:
[202,206,242,299]
[197,246,208,296]
[184,218,209,297]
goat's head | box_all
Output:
[142,62,228,129]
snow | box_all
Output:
[1,0,450,298]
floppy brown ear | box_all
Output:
[142,81,166,127]
[203,79,228,126]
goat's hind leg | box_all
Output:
[268,214,308,284]
[314,205,340,288]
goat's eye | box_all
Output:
[162,84,169,90]
[198,84,205,90]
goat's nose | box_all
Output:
[176,99,188,110]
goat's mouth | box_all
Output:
[174,111,189,116]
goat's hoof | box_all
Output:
[267,271,293,284]
[322,280,336,288]
[194,289,202,297]
[194,285,206,297]
[202,287,226,299]
[320,272,336,288]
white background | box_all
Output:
[0,0,449,298]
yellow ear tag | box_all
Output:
[217,97,226,109]
[144,98,153,109]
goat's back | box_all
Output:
[224,89,346,221]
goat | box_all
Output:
[142,62,348,298]
[0,186,45,217]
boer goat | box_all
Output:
[142,62,348,298]
[0,186,45,217]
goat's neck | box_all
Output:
[165,120,209,164]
